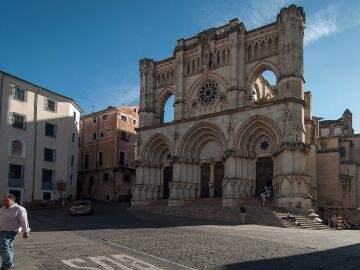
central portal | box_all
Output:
[256,157,273,195]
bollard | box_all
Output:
[336,216,343,230]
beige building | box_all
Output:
[315,110,360,221]
[132,4,360,222]
[78,106,138,201]
[0,71,83,204]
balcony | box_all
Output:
[8,178,24,188]
[41,181,55,190]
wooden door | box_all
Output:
[201,163,210,198]
[163,166,173,199]
[214,162,224,198]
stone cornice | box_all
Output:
[223,149,255,159]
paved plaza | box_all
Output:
[13,202,360,270]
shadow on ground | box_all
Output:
[29,201,235,232]
[221,243,360,270]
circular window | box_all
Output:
[198,80,219,105]
[260,141,270,151]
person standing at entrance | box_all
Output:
[0,194,30,270]
[240,206,246,224]
[260,191,267,206]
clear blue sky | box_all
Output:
[1,0,359,131]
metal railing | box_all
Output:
[41,181,55,190]
[8,178,24,188]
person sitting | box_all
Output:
[287,212,296,223]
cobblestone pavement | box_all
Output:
[13,202,360,270]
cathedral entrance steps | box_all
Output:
[131,198,331,230]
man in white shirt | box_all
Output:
[0,194,30,270]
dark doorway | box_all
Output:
[163,166,173,199]
[9,189,21,205]
[214,162,224,198]
[256,157,273,196]
[201,163,210,198]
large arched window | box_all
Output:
[251,69,277,102]
[163,95,175,123]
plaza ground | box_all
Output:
[13,202,360,270]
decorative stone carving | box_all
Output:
[274,142,311,156]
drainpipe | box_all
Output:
[31,90,39,202]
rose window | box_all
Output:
[260,141,270,151]
[198,80,219,105]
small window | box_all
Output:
[85,154,89,168]
[103,173,109,182]
[45,123,57,138]
[44,148,56,162]
[119,151,126,165]
[43,192,51,200]
[71,155,74,167]
[11,86,27,102]
[42,169,55,190]
[11,113,26,130]
[103,115,108,121]
[133,108,137,113]
[92,132,97,140]
[100,132,104,138]
[107,129,111,137]
[42,169,55,183]
[120,131,129,141]
[44,98,57,112]
[92,117,97,124]
[133,119,136,125]
[339,147,346,158]
[121,115,127,122]
[97,152,103,166]
[8,164,24,180]
[72,133,75,142]
[70,174,73,187]
[124,174,130,183]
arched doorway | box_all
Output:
[213,162,224,198]
[163,166,173,199]
[200,163,210,198]
[256,157,273,196]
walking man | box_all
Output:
[0,194,30,270]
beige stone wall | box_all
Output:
[0,72,82,204]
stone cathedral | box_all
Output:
[132,5,360,220]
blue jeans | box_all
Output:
[0,231,17,269]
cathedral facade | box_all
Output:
[132,5,360,219]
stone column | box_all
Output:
[273,143,311,209]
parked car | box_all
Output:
[69,200,94,216]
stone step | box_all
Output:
[132,199,331,230]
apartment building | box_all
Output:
[78,106,138,201]
[0,71,83,204]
